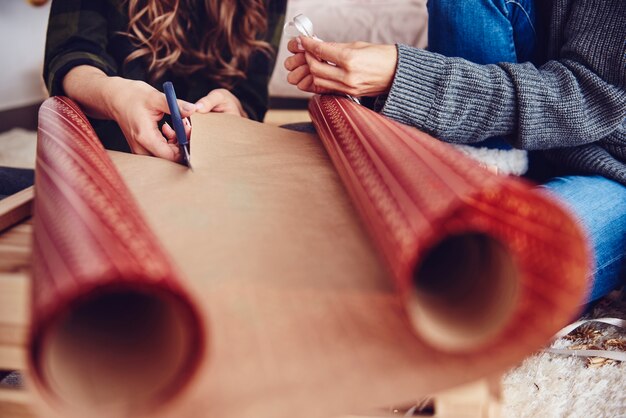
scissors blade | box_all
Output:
[181,144,193,170]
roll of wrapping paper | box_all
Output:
[31,97,205,415]
[309,95,590,351]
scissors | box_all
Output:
[163,81,192,169]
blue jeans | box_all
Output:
[427,0,626,303]
[540,177,626,303]
[428,0,536,65]
[428,0,536,150]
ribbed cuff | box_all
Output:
[381,44,447,134]
[544,145,626,186]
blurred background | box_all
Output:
[0,0,428,138]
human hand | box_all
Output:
[284,36,398,97]
[106,77,197,162]
[194,89,247,118]
[161,117,192,148]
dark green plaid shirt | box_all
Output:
[44,0,286,151]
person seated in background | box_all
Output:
[44,0,286,161]
[284,0,626,305]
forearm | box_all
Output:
[61,65,122,120]
[381,46,626,150]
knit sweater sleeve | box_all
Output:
[380,0,626,151]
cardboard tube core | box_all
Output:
[41,288,197,414]
[408,233,519,351]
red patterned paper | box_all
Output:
[309,95,590,351]
[31,97,205,407]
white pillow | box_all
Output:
[269,0,428,98]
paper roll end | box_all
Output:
[32,285,204,415]
[408,233,520,351]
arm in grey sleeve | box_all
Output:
[381,1,626,151]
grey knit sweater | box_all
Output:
[381,0,626,185]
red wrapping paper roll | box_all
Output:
[309,95,590,352]
[31,97,205,414]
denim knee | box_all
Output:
[427,0,534,22]
[540,175,626,303]
[427,0,536,63]
[428,0,510,18]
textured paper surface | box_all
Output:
[31,98,205,417]
[110,109,587,417]
[308,95,589,351]
[31,96,589,418]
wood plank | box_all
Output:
[434,376,502,418]
[0,273,29,371]
[0,388,36,418]
[0,220,32,273]
[0,345,26,371]
[264,109,311,126]
[0,376,499,418]
[0,273,30,344]
[0,187,34,234]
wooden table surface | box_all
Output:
[0,217,35,418]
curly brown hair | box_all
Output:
[124,0,272,87]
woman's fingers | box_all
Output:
[287,38,305,54]
[307,76,354,95]
[296,73,315,92]
[147,136,180,162]
[162,122,177,144]
[129,130,179,161]
[128,141,151,156]
[136,122,180,162]
[147,136,180,161]
[296,40,398,97]
[153,91,197,117]
[290,50,352,94]
[178,100,197,118]
[296,74,334,94]
[113,81,187,162]
[195,89,227,114]
[162,119,192,144]
[195,89,245,117]
[287,64,311,86]
[300,36,348,65]
[284,52,307,71]
[183,118,192,139]
[305,53,346,83]
[285,38,354,94]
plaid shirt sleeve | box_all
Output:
[233,0,287,121]
[43,0,287,120]
[43,0,118,96]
